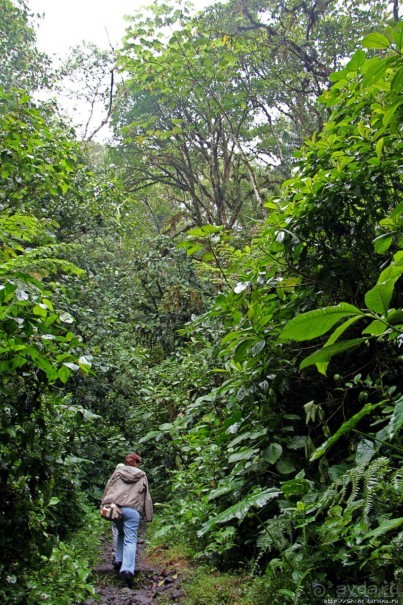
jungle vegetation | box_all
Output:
[0,1,402,603]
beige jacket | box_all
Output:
[101,464,153,522]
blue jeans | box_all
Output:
[113,507,141,574]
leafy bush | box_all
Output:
[1,509,101,605]
[149,22,403,601]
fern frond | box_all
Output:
[363,457,389,519]
[392,469,403,494]
[347,465,363,506]
[317,483,339,512]
[257,516,293,552]
[338,472,351,504]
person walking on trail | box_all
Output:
[110,462,124,564]
[101,452,153,587]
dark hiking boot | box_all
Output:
[120,570,133,588]
[113,560,122,572]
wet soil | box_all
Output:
[84,525,187,605]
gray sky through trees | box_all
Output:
[29,0,215,57]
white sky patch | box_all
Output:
[28,0,218,141]
[29,0,216,58]
[29,0,153,56]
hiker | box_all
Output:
[101,452,153,586]
[110,462,124,565]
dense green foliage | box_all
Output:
[112,0,387,230]
[0,0,49,91]
[1,1,402,603]
[132,13,403,604]
[0,99,97,601]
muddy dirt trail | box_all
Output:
[84,525,186,605]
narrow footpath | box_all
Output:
[84,525,187,605]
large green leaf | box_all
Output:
[373,233,393,254]
[387,309,403,324]
[355,439,376,465]
[280,303,363,342]
[198,488,281,535]
[310,402,383,461]
[388,396,403,439]
[362,33,391,50]
[382,101,401,127]
[361,57,388,87]
[365,281,397,315]
[187,224,222,237]
[234,338,254,362]
[228,447,259,463]
[227,428,267,449]
[276,458,296,474]
[300,338,365,371]
[286,436,307,450]
[362,320,388,336]
[280,478,311,498]
[208,479,244,501]
[346,49,366,71]
[365,253,403,314]
[316,315,364,375]
[363,517,403,540]
[393,23,403,50]
[263,443,283,464]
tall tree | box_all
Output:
[112,0,387,231]
[113,3,269,229]
[55,42,118,141]
[207,0,387,135]
[0,0,49,91]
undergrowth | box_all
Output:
[147,516,254,605]
[182,566,253,605]
[2,508,104,605]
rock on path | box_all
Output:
[84,525,186,605]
